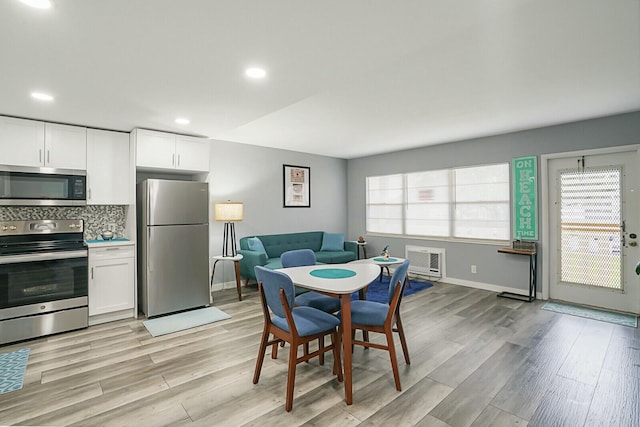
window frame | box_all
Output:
[365,162,511,244]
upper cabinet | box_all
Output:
[175,134,211,172]
[0,116,86,170]
[134,129,210,173]
[45,123,87,170]
[86,129,133,205]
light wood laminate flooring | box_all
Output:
[1,281,639,426]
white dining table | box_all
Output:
[277,262,380,405]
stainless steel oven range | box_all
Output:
[0,219,88,345]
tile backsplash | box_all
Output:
[0,205,128,240]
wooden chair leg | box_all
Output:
[253,329,270,384]
[331,330,343,382]
[385,327,401,391]
[271,336,279,359]
[395,315,410,364]
[285,342,298,412]
[318,336,325,365]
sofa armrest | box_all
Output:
[344,240,357,257]
[237,249,268,280]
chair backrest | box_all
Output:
[281,249,316,268]
[254,266,295,318]
[387,260,410,304]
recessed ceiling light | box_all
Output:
[31,92,54,102]
[19,0,52,9]
[175,118,190,125]
[245,67,267,79]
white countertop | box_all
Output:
[85,239,135,248]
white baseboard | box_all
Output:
[212,274,544,300]
[442,276,543,300]
[211,280,240,292]
[89,308,136,326]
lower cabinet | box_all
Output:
[88,244,136,325]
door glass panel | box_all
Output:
[559,167,622,290]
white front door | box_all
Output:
[548,149,640,314]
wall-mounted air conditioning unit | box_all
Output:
[405,245,444,278]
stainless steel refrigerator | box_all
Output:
[137,179,209,317]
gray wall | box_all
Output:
[208,140,348,286]
[347,111,640,293]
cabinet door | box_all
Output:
[44,123,87,170]
[89,255,135,316]
[135,129,176,169]
[0,116,45,167]
[175,135,210,172]
[87,129,132,205]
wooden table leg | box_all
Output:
[340,294,353,405]
[234,260,242,301]
[210,260,220,304]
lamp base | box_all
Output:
[222,222,237,257]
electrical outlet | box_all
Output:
[471,265,477,274]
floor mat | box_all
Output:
[542,301,638,328]
[0,348,30,395]
[143,306,231,337]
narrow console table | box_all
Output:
[496,247,537,302]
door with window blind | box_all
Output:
[548,150,640,314]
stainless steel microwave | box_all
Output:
[0,166,86,206]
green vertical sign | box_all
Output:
[513,156,538,240]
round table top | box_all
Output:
[369,256,405,266]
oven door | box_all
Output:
[0,250,88,318]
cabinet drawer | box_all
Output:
[90,245,135,260]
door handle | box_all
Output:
[91,267,94,279]
[39,149,42,163]
[177,154,180,166]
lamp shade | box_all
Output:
[214,201,244,222]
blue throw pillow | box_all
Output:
[320,232,344,252]
[247,237,266,255]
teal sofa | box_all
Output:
[238,231,357,285]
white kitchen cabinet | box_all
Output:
[0,116,45,167]
[0,116,86,169]
[44,123,87,169]
[86,129,133,205]
[134,128,210,173]
[88,244,135,323]
[175,134,210,172]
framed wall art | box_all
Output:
[283,164,310,208]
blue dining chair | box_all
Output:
[281,249,341,313]
[344,259,411,391]
[253,266,343,412]
[281,249,341,365]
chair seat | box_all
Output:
[295,291,341,313]
[272,306,341,337]
[349,300,389,326]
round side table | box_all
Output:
[210,254,244,302]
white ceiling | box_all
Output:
[1,0,639,159]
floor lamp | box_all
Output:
[214,201,244,257]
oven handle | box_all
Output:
[0,250,88,264]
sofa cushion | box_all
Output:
[247,237,266,255]
[320,232,344,252]
[264,258,283,270]
[316,250,356,264]
[258,232,324,258]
